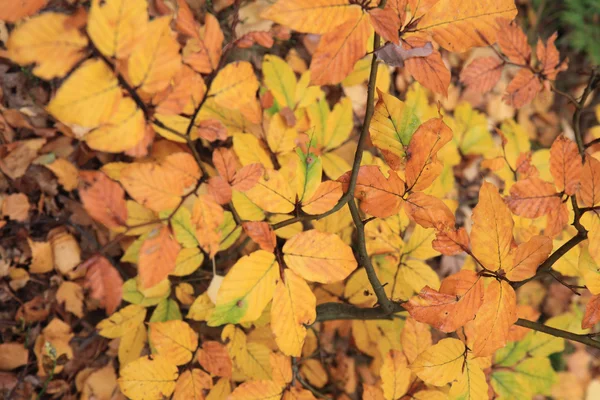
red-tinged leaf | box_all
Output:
[537,32,567,80]
[368,6,400,44]
[432,228,469,255]
[505,235,552,281]
[403,270,484,332]
[237,31,274,49]
[459,57,504,93]
[550,135,582,195]
[196,341,232,378]
[374,41,433,67]
[207,176,233,205]
[403,37,450,97]
[182,13,224,74]
[338,166,405,218]
[194,119,227,142]
[496,18,530,64]
[506,177,561,218]
[139,226,181,288]
[154,65,206,116]
[405,117,453,191]
[231,163,265,192]
[213,147,240,182]
[79,171,127,230]
[583,294,600,329]
[472,280,517,357]
[577,156,600,207]
[155,0,198,38]
[243,222,277,252]
[515,151,538,179]
[192,194,224,257]
[83,255,123,315]
[0,0,48,22]
[301,181,343,215]
[309,13,372,85]
[504,68,542,108]
[405,192,455,230]
[545,202,569,237]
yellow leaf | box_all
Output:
[222,325,272,380]
[118,355,178,400]
[447,102,494,156]
[271,353,293,387]
[381,350,411,400]
[416,0,518,52]
[233,132,275,168]
[471,182,514,272]
[266,114,297,156]
[27,238,53,274]
[173,369,212,400]
[172,247,204,277]
[85,98,146,153]
[149,320,198,365]
[369,91,421,170]
[410,338,465,386]
[126,201,159,236]
[7,12,87,79]
[472,280,518,357]
[262,0,363,34]
[448,357,488,400]
[128,17,181,94]
[45,158,79,191]
[245,169,295,214]
[209,250,279,326]
[47,59,121,129]
[300,359,328,388]
[271,269,317,356]
[187,292,215,321]
[230,380,283,400]
[579,246,600,295]
[263,54,297,109]
[310,12,372,85]
[118,323,147,365]
[283,229,357,283]
[97,304,146,339]
[192,194,224,257]
[207,378,231,400]
[87,0,148,59]
[56,281,84,318]
[401,318,432,364]
[209,61,259,111]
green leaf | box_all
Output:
[491,371,532,400]
[166,207,199,249]
[122,278,170,307]
[150,299,182,322]
[513,357,557,395]
[296,148,322,202]
[494,335,532,367]
[219,211,242,251]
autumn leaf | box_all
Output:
[138,226,181,288]
[173,369,212,400]
[97,304,146,338]
[79,171,127,230]
[84,255,123,315]
[182,13,224,74]
[381,350,411,400]
[243,222,277,252]
[229,380,283,400]
[549,135,582,195]
[577,156,600,207]
[409,338,465,386]
[402,37,450,97]
[149,320,198,365]
[471,182,514,272]
[505,235,552,281]
[496,18,531,64]
[118,355,178,400]
[460,57,504,93]
[506,177,561,218]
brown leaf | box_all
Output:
[79,171,128,230]
[577,156,600,207]
[0,343,28,371]
[504,68,542,108]
[505,177,561,218]
[243,222,277,252]
[537,32,567,80]
[460,57,503,93]
[1,193,30,221]
[549,135,582,195]
[496,18,531,64]
[196,341,233,378]
[368,6,401,45]
[403,37,449,96]
[84,255,123,315]
[583,294,600,329]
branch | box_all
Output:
[573,69,599,156]
[515,318,600,350]
[314,302,405,323]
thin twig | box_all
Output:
[515,318,600,349]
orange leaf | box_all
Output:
[339,165,405,218]
[472,280,517,357]
[243,222,277,252]
[154,65,206,115]
[155,0,197,39]
[173,369,212,400]
[401,318,432,364]
[550,135,582,195]
[405,192,455,230]
[0,0,47,22]
[192,194,224,257]
[213,147,240,182]
[537,32,567,80]
[196,341,233,378]
[507,305,540,341]
[577,156,600,207]
[207,176,233,205]
[471,182,513,272]
[79,171,127,230]
[432,228,469,256]
[229,380,283,400]
[83,255,123,315]
[194,119,228,142]
[231,163,265,192]
[403,37,451,97]
[301,181,343,215]
[545,202,569,237]
[310,12,372,85]
[403,270,484,332]
[182,13,224,74]
[459,57,504,93]
[505,235,552,281]
[504,68,542,108]
[506,177,561,218]
[368,6,400,45]
[405,117,453,191]
[496,18,531,64]
[583,294,600,329]
[138,226,181,288]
